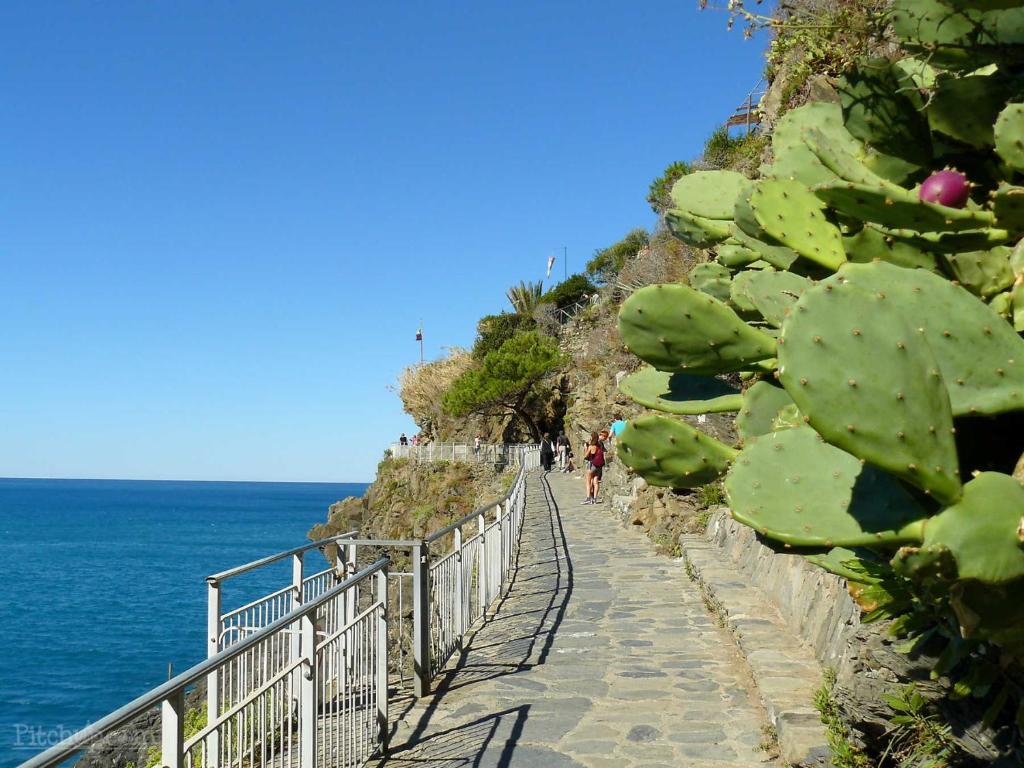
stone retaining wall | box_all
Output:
[703,510,860,671]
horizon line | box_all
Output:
[0,475,371,485]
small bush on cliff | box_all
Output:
[472,312,536,359]
[541,273,596,310]
[443,331,564,441]
[648,160,692,213]
[586,228,650,285]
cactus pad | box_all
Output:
[814,180,995,233]
[842,225,936,270]
[838,58,931,165]
[730,269,813,327]
[831,261,1024,416]
[778,279,962,504]
[688,262,733,303]
[726,426,928,547]
[944,246,1014,297]
[735,382,795,443]
[995,103,1024,172]
[670,170,750,221]
[730,227,799,271]
[665,208,732,248]
[923,472,1024,584]
[717,243,762,268]
[618,284,777,374]
[750,179,846,270]
[618,366,742,416]
[928,73,1012,148]
[618,415,737,488]
[991,183,1024,235]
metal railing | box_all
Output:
[386,442,530,464]
[22,445,540,768]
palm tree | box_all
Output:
[506,280,544,315]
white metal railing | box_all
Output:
[21,445,541,768]
[22,558,390,768]
[386,442,532,464]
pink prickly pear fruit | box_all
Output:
[919,170,970,208]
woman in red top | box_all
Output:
[582,432,606,504]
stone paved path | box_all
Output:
[372,471,777,767]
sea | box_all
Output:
[0,477,368,768]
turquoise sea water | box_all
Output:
[0,477,368,767]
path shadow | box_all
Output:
[382,473,573,759]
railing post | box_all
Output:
[345,541,358,627]
[299,610,316,768]
[161,690,185,768]
[205,578,221,767]
[477,513,487,617]
[412,542,432,697]
[376,568,389,753]
[453,526,464,646]
[291,551,304,667]
[495,503,505,596]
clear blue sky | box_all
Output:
[0,2,767,482]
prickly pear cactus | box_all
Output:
[617,415,737,488]
[613,12,1024,659]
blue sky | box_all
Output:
[0,2,767,482]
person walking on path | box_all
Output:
[582,431,606,504]
[473,435,481,456]
[555,432,569,469]
[399,433,408,446]
[539,432,555,472]
[610,414,627,440]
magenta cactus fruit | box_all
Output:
[919,170,970,208]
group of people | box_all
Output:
[398,432,421,447]
[538,414,628,505]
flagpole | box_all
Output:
[419,319,424,365]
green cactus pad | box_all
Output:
[923,472,1024,584]
[670,170,751,221]
[730,269,813,327]
[891,0,1024,71]
[842,225,936,270]
[717,243,761,268]
[770,101,860,187]
[890,544,958,582]
[665,207,732,248]
[1013,282,1024,332]
[814,180,996,234]
[803,127,910,191]
[928,73,1013,148]
[729,227,799,271]
[726,426,928,547]
[750,179,846,270]
[735,382,795,443]
[688,262,733,303]
[831,261,1024,416]
[995,103,1024,172]
[778,280,962,504]
[991,183,1024,235]
[618,284,777,375]
[838,58,931,165]
[618,366,742,416]
[877,225,1011,254]
[618,415,737,488]
[807,547,883,584]
[944,246,1014,297]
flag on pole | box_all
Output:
[415,327,423,341]
[546,253,556,278]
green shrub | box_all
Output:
[648,161,692,213]
[586,228,650,285]
[472,312,536,359]
[541,274,597,310]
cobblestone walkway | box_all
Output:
[373,471,776,767]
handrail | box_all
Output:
[425,445,538,544]
[21,556,391,768]
[206,529,357,583]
